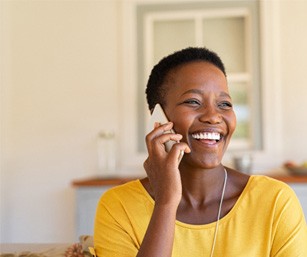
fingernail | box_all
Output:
[178,150,184,162]
[154,122,160,128]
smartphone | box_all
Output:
[148,104,177,152]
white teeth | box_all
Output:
[192,132,221,140]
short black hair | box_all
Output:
[145,47,226,111]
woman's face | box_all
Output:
[163,61,236,169]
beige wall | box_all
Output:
[280,1,307,160]
[1,0,119,243]
[0,0,307,243]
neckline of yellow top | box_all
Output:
[136,174,255,229]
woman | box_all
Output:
[94,47,307,256]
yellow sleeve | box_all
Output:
[93,190,139,257]
[271,186,307,256]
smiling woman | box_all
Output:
[158,61,236,169]
[93,47,307,257]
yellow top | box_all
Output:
[93,175,307,257]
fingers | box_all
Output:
[145,122,191,164]
[145,122,180,154]
[167,141,191,164]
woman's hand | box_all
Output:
[143,122,190,207]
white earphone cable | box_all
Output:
[209,168,228,257]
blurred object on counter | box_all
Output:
[284,160,307,176]
[97,130,117,177]
[233,154,253,174]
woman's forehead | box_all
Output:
[163,61,227,93]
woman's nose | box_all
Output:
[199,106,222,124]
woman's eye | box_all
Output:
[219,101,233,109]
[183,99,201,106]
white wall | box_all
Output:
[0,0,119,243]
[0,0,307,243]
[280,1,307,161]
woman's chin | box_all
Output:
[181,153,222,170]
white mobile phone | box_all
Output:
[148,104,177,152]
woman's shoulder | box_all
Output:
[247,174,297,199]
[233,175,302,219]
[99,179,152,206]
[250,174,290,188]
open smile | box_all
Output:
[191,131,224,145]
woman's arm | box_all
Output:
[136,122,190,257]
[136,202,177,257]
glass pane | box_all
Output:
[229,82,251,140]
[202,17,246,73]
[153,20,195,64]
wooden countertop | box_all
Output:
[72,176,140,187]
[72,175,307,187]
[269,175,307,183]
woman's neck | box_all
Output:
[179,165,226,206]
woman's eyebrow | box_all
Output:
[220,92,232,98]
[181,89,203,96]
[181,89,231,99]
